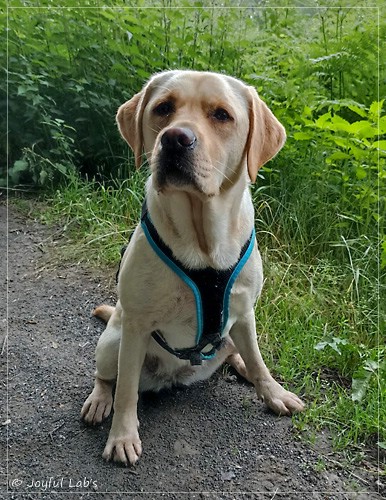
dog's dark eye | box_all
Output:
[153,101,174,116]
[213,108,232,122]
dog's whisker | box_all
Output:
[144,148,154,157]
[211,164,234,185]
[151,83,175,96]
[212,159,239,177]
[158,84,173,93]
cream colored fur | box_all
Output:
[81,70,304,466]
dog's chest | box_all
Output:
[155,280,197,335]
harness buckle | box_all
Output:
[189,351,203,366]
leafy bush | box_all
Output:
[2,1,383,184]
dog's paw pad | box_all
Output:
[270,392,305,415]
[256,380,305,416]
[81,390,113,425]
[103,435,142,466]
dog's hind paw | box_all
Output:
[81,378,114,425]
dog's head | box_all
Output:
[117,70,286,196]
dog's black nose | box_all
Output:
[161,127,197,151]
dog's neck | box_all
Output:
[146,178,254,270]
[189,194,215,255]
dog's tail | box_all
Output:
[92,304,115,323]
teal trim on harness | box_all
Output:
[140,219,203,341]
[200,228,255,362]
[222,227,256,329]
[140,202,255,365]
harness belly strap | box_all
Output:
[138,200,255,365]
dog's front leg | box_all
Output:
[102,315,149,466]
[229,311,305,415]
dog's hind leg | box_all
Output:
[226,352,252,383]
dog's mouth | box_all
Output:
[152,126,207,194]
[155,150,199,190]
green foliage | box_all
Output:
[2,1,382,184]
[253,251,385,451]
[4,0,385,457]
[8,116,78,187]
[287,99,385,270]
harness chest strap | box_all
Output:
[138,200,255,366]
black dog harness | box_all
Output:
[138,201,255,365]
[117,201,255,366]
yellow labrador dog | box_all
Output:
[81,70,304,466]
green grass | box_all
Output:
[15,168,384,469]
[256,254,384,455]
[35,169,147,266]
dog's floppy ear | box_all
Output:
[116,90,147,169]
[245,87,286,183]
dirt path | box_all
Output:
[0,202,382,499]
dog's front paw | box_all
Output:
[102,429,142,466]
[81,379,113,425]
[256,379,305,416]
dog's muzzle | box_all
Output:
[156,127,198,188]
